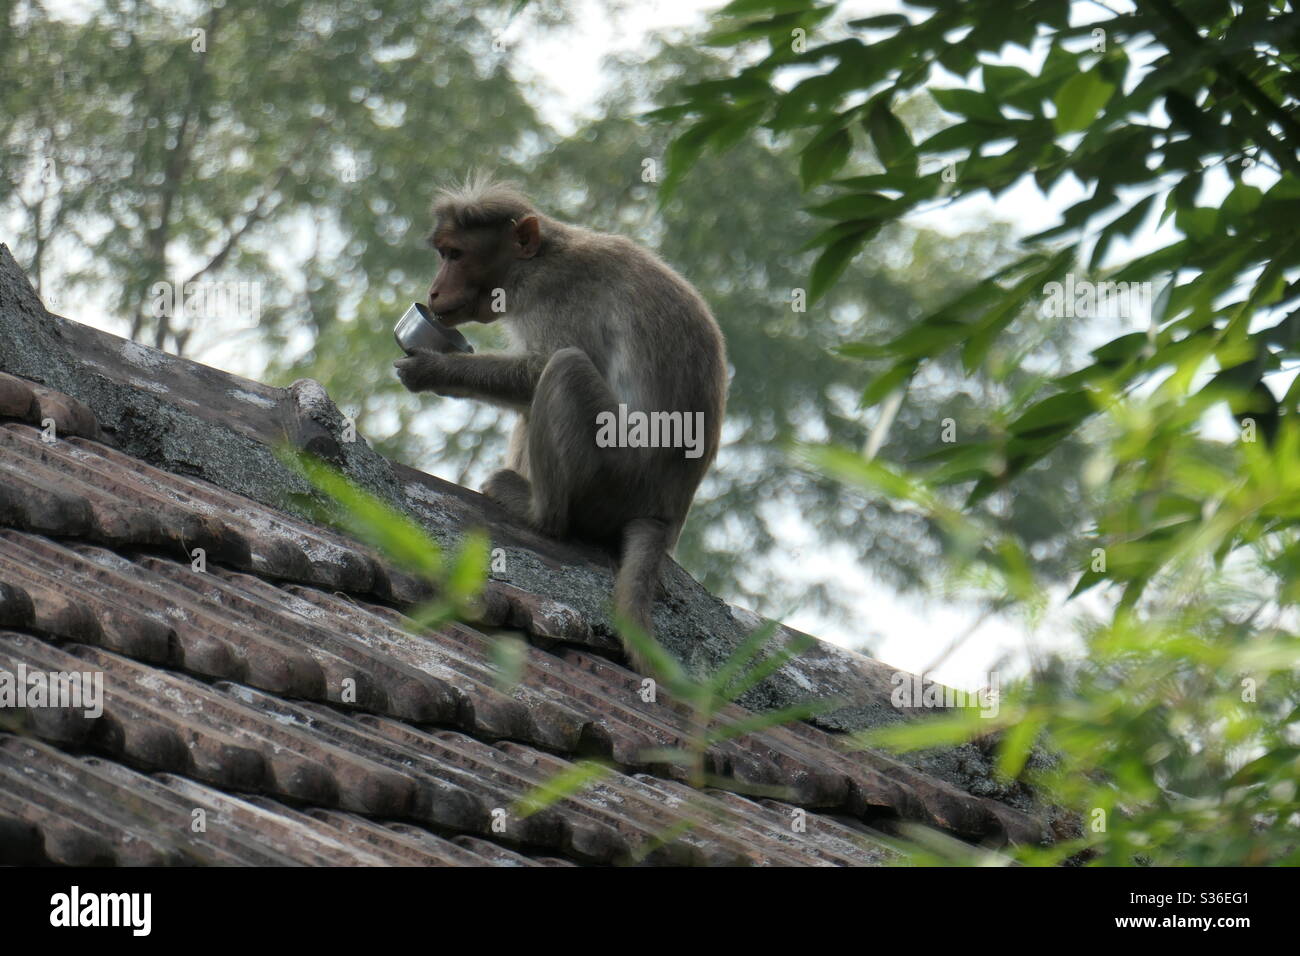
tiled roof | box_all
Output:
[0,245,1049,865]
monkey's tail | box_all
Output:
[614,517,671,672]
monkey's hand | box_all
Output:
[394,350,454,394]
[395,352,538,408]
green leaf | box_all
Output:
[636,747,699,769]
[491,633,528,692]
[1226,748,1300,786]
[1223,182,1263,220]
[832,172,920,191]
[800,217,880,252]
[1053,70,1115,133]
[1068,566,1108,598]
[847,14,910,29]
[927,442,1000,484]
[446,530,490,604]
[808,225,878,302]
[705,619,783,699]
[799,124,852,187]
[512,760,610,818]
[849,709,1006,754]
[406,599,455,630]
[1174,205,1218,242]
[981,63,1044,113]
[661,115,727,200]
[861,361,915,406]
[995,709,1042,780]
[962,248,1074,372]
[717,631,817,703]
[612,611,696,699]
[864,99,916,175]
[704,698,841,746]
[288,451,442,580]
[1008,389,1096,435]
[931,87,1004,124]
[835,341,891,360]
[801,444,941,512]
[917,121,993,153]
[807,191,895,219]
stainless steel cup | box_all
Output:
[394,302,474,354]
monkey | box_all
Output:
[394,175,727,671]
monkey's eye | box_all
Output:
[442,248,463,261]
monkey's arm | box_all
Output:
[395,351,540,409]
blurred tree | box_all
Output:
[655,0,1300,866]
[0,0,543,353]
[0,2,1091,631]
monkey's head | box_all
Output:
[426,177,541,325]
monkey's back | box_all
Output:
[564,226,725,413]
[519,220,728,529]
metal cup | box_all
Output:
[394,302,474,355]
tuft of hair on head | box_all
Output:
[432,171,536,232]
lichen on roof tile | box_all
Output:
[0,245,1051,866]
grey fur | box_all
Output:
[396,179,728,666]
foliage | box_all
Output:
[289,450,490,627]
[834,393,1300,866]
[662,0,1300,865]
[661,0,1300,541]
[511,613,846,857]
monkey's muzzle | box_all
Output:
[394,302,474,355]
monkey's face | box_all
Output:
[426,216,541,325]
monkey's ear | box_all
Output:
[514,215,541,259]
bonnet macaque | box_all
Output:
[396,177,727,668]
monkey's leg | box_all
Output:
[481,468,533,522]
[526,347,625,539]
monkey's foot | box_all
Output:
[481,468,533,521]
